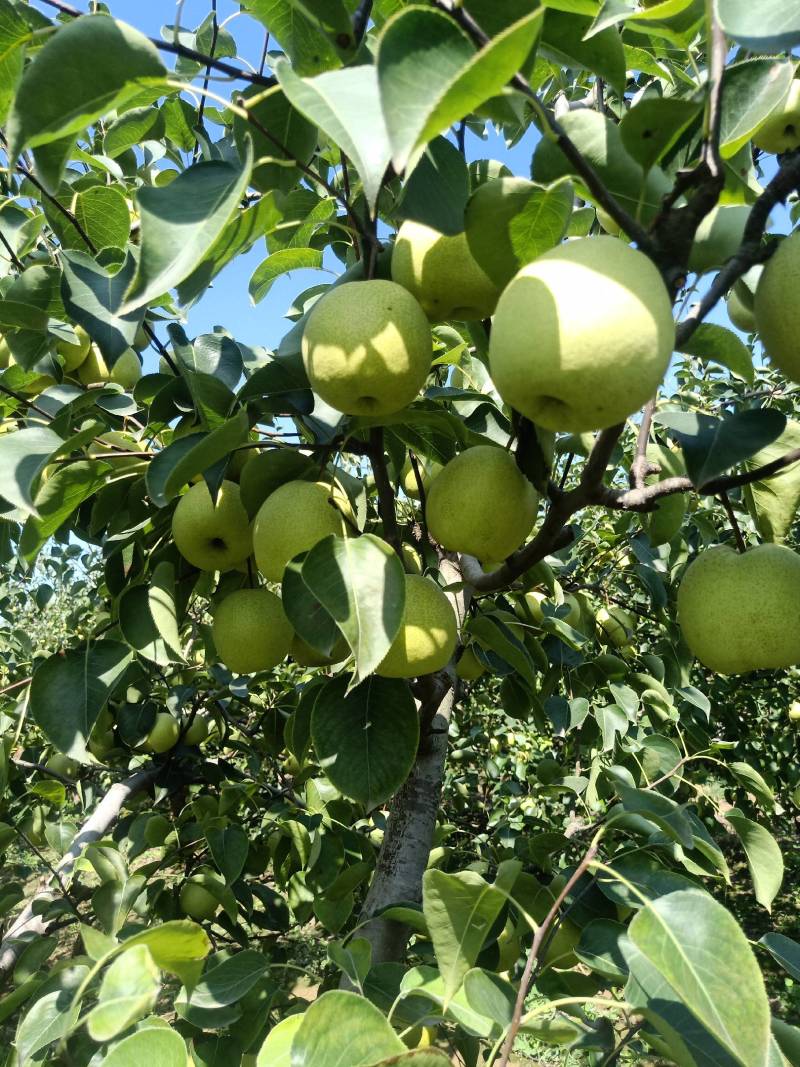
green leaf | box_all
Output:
[655,408,786,489]
[242,0,345,75]
[233,84,318,196]
[398,136,470,236]
[148,561,184,661]
[595,852,697,910]
[620,96,702,171]
[289,990,405,1066]
[99,1026,187,1067]
[678,322,754,383]
[759,933,800,981]
[310,674,419,809]
[540,10,626,94]
[378,6,544,173]
[256,1014,303,1067]
[276,61,391,213]
[15,989,78,1066]
[728,761,775,808]
[48,185,130,253]
[575,919,629,980]
[121,920,212,981]
[19,461,108,562]
[249,247,323,304]
[627,888,772,1067]
[727,811,783,911]
[328,937,371,989]
[7,16,165,173]
[0,0,29,127]
[720,60,795,158]
[85,945,160,1041]
[301,533,405,685]
[422,869,505,1008]
[715,0,800,52]
[461,967,516,1035]
[187,951,268,1010]
[0,426,63,517]
[206,822,249,884]
[742,420,800,544]
[30,641,132,760]
[61,250,144,366]
[104,105,164,157]
[119,584,177,666]
[93,874,147,935]
[282,557,342,658]
[145,413,250,507]
[122,145,254,312]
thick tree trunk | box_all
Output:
[350,557,468,967]
[356,678,457,964]
[0,764,157,980]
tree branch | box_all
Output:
[353,0,373,45]
[497,837,601,1067]
[429,1,654,254]
[630,399,657,490]
[367,428,402,557]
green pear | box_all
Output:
[754,233,800,383]
[376,574,457,678]
[291,633,349,668]
[677,543,800,674]
[87,430,148,471]
[400,455,442,499]
[183,714,210,746]
[455,645,485,681]
[464,176,541,288]
[56,325,91,372]
[727,289,756,333]
[789,701,800,721]
[78,346,141,389]
[252,479,353,582]
[0,336,10,368]
[688,205,749,275]
[515,589,547,626]
[489,237,674,432]
[301,279,432,416]
[171,480,252,572]
[45,753,79,778]
[179,881,219,921]
[212,588,294,674]
[743,419,800,543]
[391,219,500,321]
[596,605,635,648]
[145,712,180,753]
[640,443,687,547]
[425,446,539,562]
[753,80,800,154]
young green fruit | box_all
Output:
[596,605,635,648]
[489,237,674,432]
[391,219,500,321]
[678,543,800,674]
[87,430,148,471]
[455,645,485,681]
[376,574,457,678]
[172,480,252,572]
[688,205,749,275]
[641,444,687,546]
[789,702,800,721]
[145,712,180,754]
[727,289,756,333]
[301,279,432,416]
[291,634,349,668]
[56,325,91,372]
[752,80,800,154]
[425,446,538,562]
[78,347,141,389]
[400,456,442,499]
[463,176,540,288]
[754,232,800,383]
[183,715,210,746]
[212,588,294,675]
[179,881,219,921]
[252,479,352,582]
[45,753,79,778]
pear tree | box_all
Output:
[2,1,800,1065]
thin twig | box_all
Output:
[194,0,219,162]
[368,428,402,557]
[718,491,747,553]
[497,837,602,1066]
[353,0,374,45]
[12,758,75,787]
[16,829,82,916]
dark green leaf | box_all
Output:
[398,136,471,236]
[310,674,419,809]
[759,933,800,981]
[61,250,144,366]
[145,413,250,507]
[727,810,783,911]
[0,426,63,517]
[620,96,702,171]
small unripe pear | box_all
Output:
[752,80,800,155]
[171,480,252,572]
[376,574,457,678]
[145,713,180,753]
[78,347,141,389]
[212,588,294,675]
[252,480,353,582]
[754,233,800,383]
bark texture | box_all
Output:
[0,764,157,980]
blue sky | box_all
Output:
[31,1,785,369]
